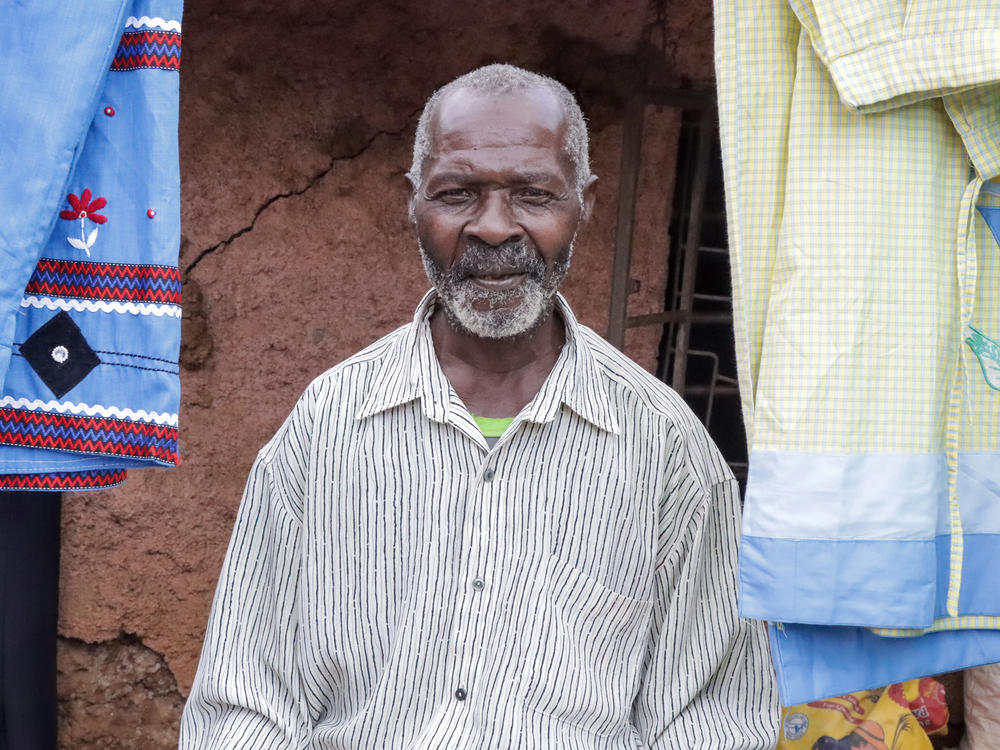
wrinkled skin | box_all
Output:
[408,86,597,418]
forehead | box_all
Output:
[425,87,570,175]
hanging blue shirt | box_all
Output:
[0,0,183,490]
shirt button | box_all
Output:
[472,577,485,592]
[455,687,467,701]
[483,468,495,482]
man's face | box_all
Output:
[410,87,594,339]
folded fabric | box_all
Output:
[0,0,130,390]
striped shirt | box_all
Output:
[179,291,779,749]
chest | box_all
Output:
[303,404,664,605]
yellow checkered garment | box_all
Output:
[716,0,1000,634]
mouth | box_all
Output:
[467,272,528,291]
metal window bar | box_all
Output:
[606,88,715,351]
[605,89,747,488]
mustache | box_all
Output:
[450,239,546,280]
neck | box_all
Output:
[430,304,565,374]
[429,301,567,418]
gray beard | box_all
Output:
[419,238,571,339]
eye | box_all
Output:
[517,187,555,205]
[430,188,474,204]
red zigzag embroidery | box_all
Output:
[0,409,178,463]
[112,54,181,71]
[0,469,127,490]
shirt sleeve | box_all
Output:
[786,0,1000,112]
[713,0,800,444]
[179,416,313,747]
[630,473,780,749]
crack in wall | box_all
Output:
[59,629,167,659]
[58,631,185,750]
[185,116,418,276]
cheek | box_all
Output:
[524,214,580,254]
[415,213,446,243]
[415,214,462,263]
[415,207,462,238]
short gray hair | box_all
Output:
[408,64,591,196]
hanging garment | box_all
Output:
[0,0,183,490]
[766,622,1000,707]
[715,0,1000,702]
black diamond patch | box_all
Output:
[19,311,100,398]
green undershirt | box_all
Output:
[473,415,514,438]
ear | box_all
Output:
[405,172,418,225]
[580,174,598,222]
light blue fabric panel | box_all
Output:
[941,534,1000,615]
[769,623,1000,706]
[959,452,1000,533]
[979,205,1000,245]
[740,537,937,627]
[740,451,1000,626]
[741,532,1000,628]
[743,451,944,540]
[0,0,129,390]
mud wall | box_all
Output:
[56,1,715,745]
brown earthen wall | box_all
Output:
[56,1,715,745]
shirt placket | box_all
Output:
[441,436,498,737]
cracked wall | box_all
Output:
[58,634,183,749]
[57,0,715,745]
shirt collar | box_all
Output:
[356,290,619,435]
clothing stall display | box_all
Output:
[716,0,1000,704]
[0,0,183,490]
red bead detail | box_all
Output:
[146,209,156,219]
[104,106,115,117]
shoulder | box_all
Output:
[303,322,411,400]
[251,322,414,517]
[577,324,733,490]
[577,325,689,417]
[260,322,412,459]
[577,324,701,430]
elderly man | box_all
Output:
[180,64,778,749]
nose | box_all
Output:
[464,190,523,247]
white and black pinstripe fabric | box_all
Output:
[179,291,779,750]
